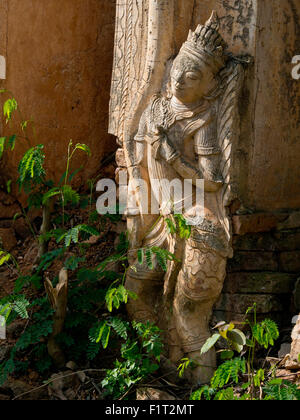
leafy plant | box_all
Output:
[137,246,178,272]
[101,321,163,398]
[263,379,300,401]
[165,213,191,239]
[190,304,283,400]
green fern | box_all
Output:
[17,144,45,191]
[165,214,191,239]
[36,248,65,273]
[145,248,153,270]
[12,296,30,319]
[252,319,279,349]
[42,187,61,205]
[64,255,85,271]
[214,387,238,400]
[79,224,99,237]
[174,214,191,239]
[89,321,111,349]
[14,274,42,293]
[105,285,137,312]
[58,224,99,247]
[211,357,246,389]
[0,294,30,321]
[87,317,130,360]
[61,185,80,205]
[87,341,101,361]
[138,246,177,272]
[3,98,18,123]
[190,385,215,401]
[109,317,129,340]
[264,379,300,400]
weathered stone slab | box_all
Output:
[0,192,20,220]
[215,293,283,314]
[13,217,31,240]
[0,228,17,251]
[228,251,278,272]
[232,213,287,235]
[279,251,300,273]
[223,272,296,295]
[212,311,283,328]
[278,212,300,231]
[274,230,300,252]
[232,233,277,252]
[233,230,300,253]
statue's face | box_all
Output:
[170,53,216,104]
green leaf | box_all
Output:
[8,134,17,151]
[3,98,18,123]
[177,357,190,378]
[200,333,221,355]
[21,120,30,131]
[6,180,12,194]
[227,329,246,353]
[137,249,144,265]
[75,143,91,156]
[165,217,176,235]
[211,358,246,389]
[0,251,12,266]
[253,368,265,387]
[252,319,279,349]
[0,137,6,159]
[42,188,60,205]
[145,248,153,270]
[17,144,46,191]
[219,350,234,360]
[61,185,80,205]
[101,325,111,349]
[64,256,85,271]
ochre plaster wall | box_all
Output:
[0,0,116,192]
[247,0,300,211]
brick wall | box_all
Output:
[213,212,300,329]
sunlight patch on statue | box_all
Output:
[0,316,6,340]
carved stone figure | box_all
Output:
[109,5,243,385]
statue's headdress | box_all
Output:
[180,11,227,73]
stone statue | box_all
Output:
[109,5,243,385]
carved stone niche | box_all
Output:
[109,1,244,386]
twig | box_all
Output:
[12,369,106,400]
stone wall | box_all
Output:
[0,0,117,202]
[213,211,300,328]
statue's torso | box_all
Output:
[147,94,217,163]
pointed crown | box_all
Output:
[181,11,227,73]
